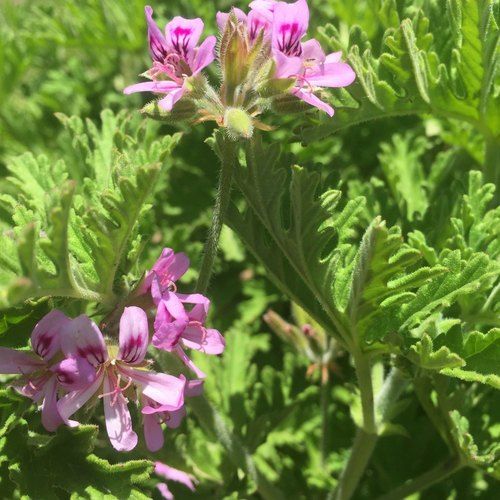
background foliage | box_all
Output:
[0,0,498,499]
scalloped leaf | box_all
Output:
[299,0,499,143]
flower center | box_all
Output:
[99,371,133,407]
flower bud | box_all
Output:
[219,13,249,105]
[223,107,254,139]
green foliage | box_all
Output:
[0,111,180,308]
[0,0,498,499]
[0,389,153,498]
[300,0,499,144]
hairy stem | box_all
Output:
[196,136,238,293]
[353,349,377,434]
[330,367,408,500]
[376,457,462,500]
[329,430,378,500]
[188,394,284,500]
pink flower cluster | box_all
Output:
[0,248,224,453]
[218,0,355,116]
[124,0,355,117]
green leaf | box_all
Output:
[299,0,499,143]
[348,218,446,342]
[7,425,153,498]
[377,132,430,220]
[227,136,364,344]
[437,326,500,388]
[409,333,465,370]
[0,111,181,308]
[449,410,500,477]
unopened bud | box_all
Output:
[220,14,249,104]
[223,107,253,139]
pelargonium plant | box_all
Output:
[2,0,498,499]
[1,248,223,455]
[124,0,355,136]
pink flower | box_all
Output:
[0,310,91,432]
[124,6,216,111]
[153,292,225,378]
[155,462,197,499]
[217,6,273,43]
[270,0,355,116]
[139,247,190,298]
[142,379,203,452]
[57,307,186,452]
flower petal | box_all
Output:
[216,8,247,31]
[157,483,173,500]
[41,375,62,432]
[165,17,204,56]
[274,51,303,78]
[165,407,186,429]
[325,51,342,64]
[152,248,190,283]
[145,5,168,63]
[31,310,70,361]
[249,0,278,12]
[185,379,204,397]
[272,0,309,57]
[155,462,196,492]
[182,327,226,355]
[176,293,210,322]
[119,366,185,410]
[123,80,180,95]
[61,315,108,367]
[0,347,44,374]
[51,356,96,391]
[248,8,273,41]
[57,372,103,425]
[103,371,138,452]
[118,307,149,365]
[192,36,216,74]
[143,412,164,452]
[153,295,189,351]
[306,62,356,88]
[293,88,334,116]
[157,87,186,111]
[174,345,206,379]
[301,39,325,65]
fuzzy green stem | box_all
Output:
[353,349,377,434]
[329,367,408,500]
[376,457,462,500]
[188,394,284,500]
[196,136,237,293]
[329,429,378,500]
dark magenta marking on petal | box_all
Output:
[77,346,106,366]
[34,333,53,359]
[122,335,144,363]
[278,22,302,56]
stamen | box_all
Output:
[98,374,134,407]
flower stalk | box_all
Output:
[330,366,408,500]
[196,135,238,293]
